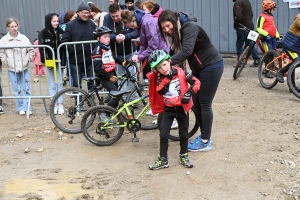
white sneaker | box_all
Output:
[171,119,178,129]
[19,110,26,115]
[146,109,152,116]
[57,104,64,115]
[146,109,159,117]
[54,105,59,115]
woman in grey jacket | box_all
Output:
[158,10,223,152]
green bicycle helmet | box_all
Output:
[148,50,171,70]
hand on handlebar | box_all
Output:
[110,76,118,83]
[122,58,134,67]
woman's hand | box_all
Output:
[131,55,140,63]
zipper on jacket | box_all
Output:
[193,53,202,65]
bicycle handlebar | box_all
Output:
[238,23,252,32]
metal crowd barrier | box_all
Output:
[0,45,58,118]
[57,39,142,96]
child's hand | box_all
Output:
[181,90,192,104]
[110,76,118,83]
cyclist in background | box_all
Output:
[233,0,260,67]
[256,0,279,52]
[276,13,300,83]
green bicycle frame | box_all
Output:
[100,94,150,130]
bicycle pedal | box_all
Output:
[132,137,139,142]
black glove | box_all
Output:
[181,89,193,104]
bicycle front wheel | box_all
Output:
[287,59,300,99]
[258,50,280,89]
[81,105,124,146]
[157,107,199,141]
[233,46,251,79]
[50,87,95,134]
[125,82,158,130]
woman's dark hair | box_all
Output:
[88,2,102,13]
[64,10,76,23]
[158,10,181,52]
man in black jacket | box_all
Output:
[62,1,96,91]
[233,0,260,67]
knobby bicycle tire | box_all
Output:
[50,87,95,134]
[157,107,199,141]
[287,59,300,99]
[233,46,252,79]
[81,105,124,146]
[258,50,280,89]
[125,82,158,130]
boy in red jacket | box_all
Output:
[146,50,200,170]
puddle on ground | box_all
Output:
[3,177,100,199]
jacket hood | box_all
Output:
[45,13,57,32]
[134,9,146,28]
[179,12,197,26]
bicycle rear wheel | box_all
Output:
[125,82,158,130]
[258,50,280,89]
[50,87,95,134]
[233,46,252,79]
[81,105,124,146]
[287,60,300,99]
[157,107,199,141]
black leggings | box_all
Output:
[192,65,224,140]
[99,78,121,108]
[159,107,189,158]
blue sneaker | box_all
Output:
[188,138,212,152]
[189,135,212,144]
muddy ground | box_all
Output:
[0,58,300,200]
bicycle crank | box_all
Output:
[126,119,141,132]
[126,119,141,142]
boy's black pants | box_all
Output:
[159,106,189,158]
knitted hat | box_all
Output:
[125,0,134,3]
[77,1,90,12]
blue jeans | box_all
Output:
[46,67,63,104]
[8,69,31,111]
[116,52,137,100]
[69,63,93,91]
[265,37,277,51]
[236,29,260,62]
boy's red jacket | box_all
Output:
[146,66,200,115]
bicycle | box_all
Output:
[258,48,292,89]
[287,59,300,99]
[233,24,265,80]
[80,90,199,146]
[50,60,157,134]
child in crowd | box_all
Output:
[146,50,200,170]
[91,26,124,109]
[32,39,45,77]
[256,0,279,52]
